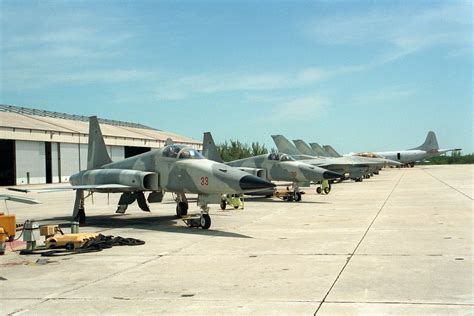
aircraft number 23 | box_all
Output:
[200,176,209,186]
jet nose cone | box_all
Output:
[239,175,275,192]
[323,170,342,180]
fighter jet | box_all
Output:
[12,117,275,229]
[294,139,401,178]
[273,135,386,182]
[373,131,461,167]
[202,132,341,201]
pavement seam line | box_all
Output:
[421,168,473,200]
[324,300,474,307]
[313,171,405,315]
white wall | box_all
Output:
[60,143,80,182]
[79,143,88,171]
[15,140,46,185]
[13,141,126,185]
[107,145,125,162]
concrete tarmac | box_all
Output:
[0,165,472,315]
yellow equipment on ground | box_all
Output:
[0,214,16,241]
[316,180,331,195]
[45,233,99,250]
[0,227,6,255]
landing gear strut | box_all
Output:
[72,189,87,224]
[175,193,189,218]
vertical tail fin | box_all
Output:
[202,132,224,163]
[323,145,342,157]
[271,135,301,155]
[410,131,439,152]
[293,140,318,156]
[87,116,112,169]
[309,143,331,157]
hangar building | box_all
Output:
[0,105,201,186]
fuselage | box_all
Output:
[70,145,274,195]
[375,150,433,164]
[226,153,340,183]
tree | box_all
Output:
[217,140,275,161]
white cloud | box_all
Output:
[351,85,417,106]
[256,95,329,124]
[307,2,471,60]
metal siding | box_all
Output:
[15,140,46,185]
[108,145,125,162]
[60,143,80,182]
[79,144,88,171]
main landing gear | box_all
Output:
[175,193,189,217]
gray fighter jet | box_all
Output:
[13,117,275,229]
[294,138,401,178]
[202,132,341,201]
[273,135,387,182]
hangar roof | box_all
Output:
[0,104,200,147]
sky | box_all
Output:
[0,0,472,153]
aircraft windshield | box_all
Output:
[268,153,295,161]
[280,154,295,162]
[178,148,204,159]
[268,153,280,161]
[162,145,183,158]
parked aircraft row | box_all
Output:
[9,118,459,230]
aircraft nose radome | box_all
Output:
[323,170,342,179]
[239,175,275,192]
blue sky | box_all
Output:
[0,0,472,153]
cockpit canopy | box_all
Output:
[267,153,295,162]
[162,145,204,159]
[354,152,383,159]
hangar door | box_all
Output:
[0,140,15,186]
[125,146,150,158]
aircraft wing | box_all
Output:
[8,184,134,194]
[0,194,40,204]
[438,148,462,154]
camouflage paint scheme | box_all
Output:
[70,146,272,195]
[272,135,380,180]
[67,117,275,228]
[70,117,273,196]
[202,132,341,186]
[226,153,340,184]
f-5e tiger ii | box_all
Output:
[202,132,341,201]
[13,117,275,230]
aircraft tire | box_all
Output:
[316,187,322,194]
[200,214,211,229]
[324,187,330,194]
[220,200,227,210]
[295,192,302,202]
[176,202,188,217]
